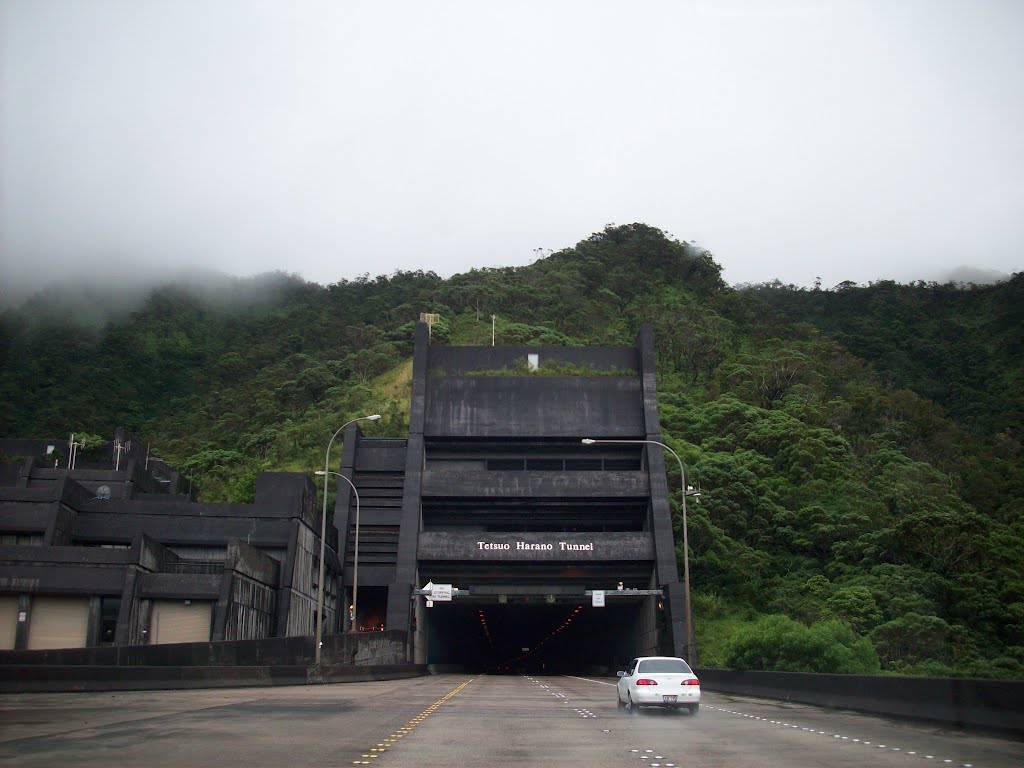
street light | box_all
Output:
[315,470,360,632]
[315,414,380,667]
[582,437,699,665]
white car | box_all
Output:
[616,656,700,714]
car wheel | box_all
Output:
[628,694,639,715]
[688,703,699,715]
[617,693,626,710]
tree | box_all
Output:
[825,586,883,633]
[871,613,954,670]
[644,303,733,383]
[724,615,880,674]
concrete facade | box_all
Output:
[358,323,688,665]
[0,435,340,653]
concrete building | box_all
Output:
[1,324,688,672]
[334,324,688,671]
[0,431,341,652]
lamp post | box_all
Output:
[315,470,361,632]
[582,437,699,665]
[316,414,380,667]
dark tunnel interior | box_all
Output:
[424,600,646,674]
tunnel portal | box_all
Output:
[424,594,651,674]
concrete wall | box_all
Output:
[428,345,637,375]
[387,323,429,648]
[353,439,408,472]
[0,630,421,692]
[0,543,140,596]
[214,541,279,641]
[0,663,427,692]
[0,440,65,463]
[634,324,687,660]
[425,377,645,438]
[417,532,655,562]
[282,522,337,638]
[420,469,649,498]
[0,629,407,668]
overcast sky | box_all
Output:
[2,0,1022,306]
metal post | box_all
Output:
[319,471,360,631]
[316,414,379,667]
[583,437,696,665]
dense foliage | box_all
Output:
[1,224,1020,678]
[723,615,880,674]
[746,277,1024,439]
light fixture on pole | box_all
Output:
[582,437,699,665]
[315,414,380,667]
[315,469,360,631]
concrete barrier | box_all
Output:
[0,630,406,668]
[696,668,1024,735]
[0,631,426,693]
[0,663,427,693]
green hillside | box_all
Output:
[745,276,1024,438]
[1,223,1021,678]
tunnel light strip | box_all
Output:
[477,609,493,646]
[519,605,584,662]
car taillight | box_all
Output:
[635,678,658,686]
[682,679,700,686]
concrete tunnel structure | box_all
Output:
[332,323,690,672]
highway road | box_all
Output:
[0,674,1020,767]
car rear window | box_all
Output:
[638,659,692,673]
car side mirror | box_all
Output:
[617,671,626,677]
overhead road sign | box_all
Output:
[414,583,466,606]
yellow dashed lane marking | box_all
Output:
[352,678,474,765]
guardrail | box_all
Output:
[696,668,1024,735]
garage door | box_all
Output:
[26,597,89,650]
[0,596,19,650]
[149,600,212,644]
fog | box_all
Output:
[2,0,1021,308]
[6,269,311,334]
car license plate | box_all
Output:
[663,695,677,703]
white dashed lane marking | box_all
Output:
[526,675,586,713]
[705,705,974,767]
[628,747,677,767]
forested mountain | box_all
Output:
[745,276,1024,438]
[1,223,1021,678]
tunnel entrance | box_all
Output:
[423,595,652,674]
